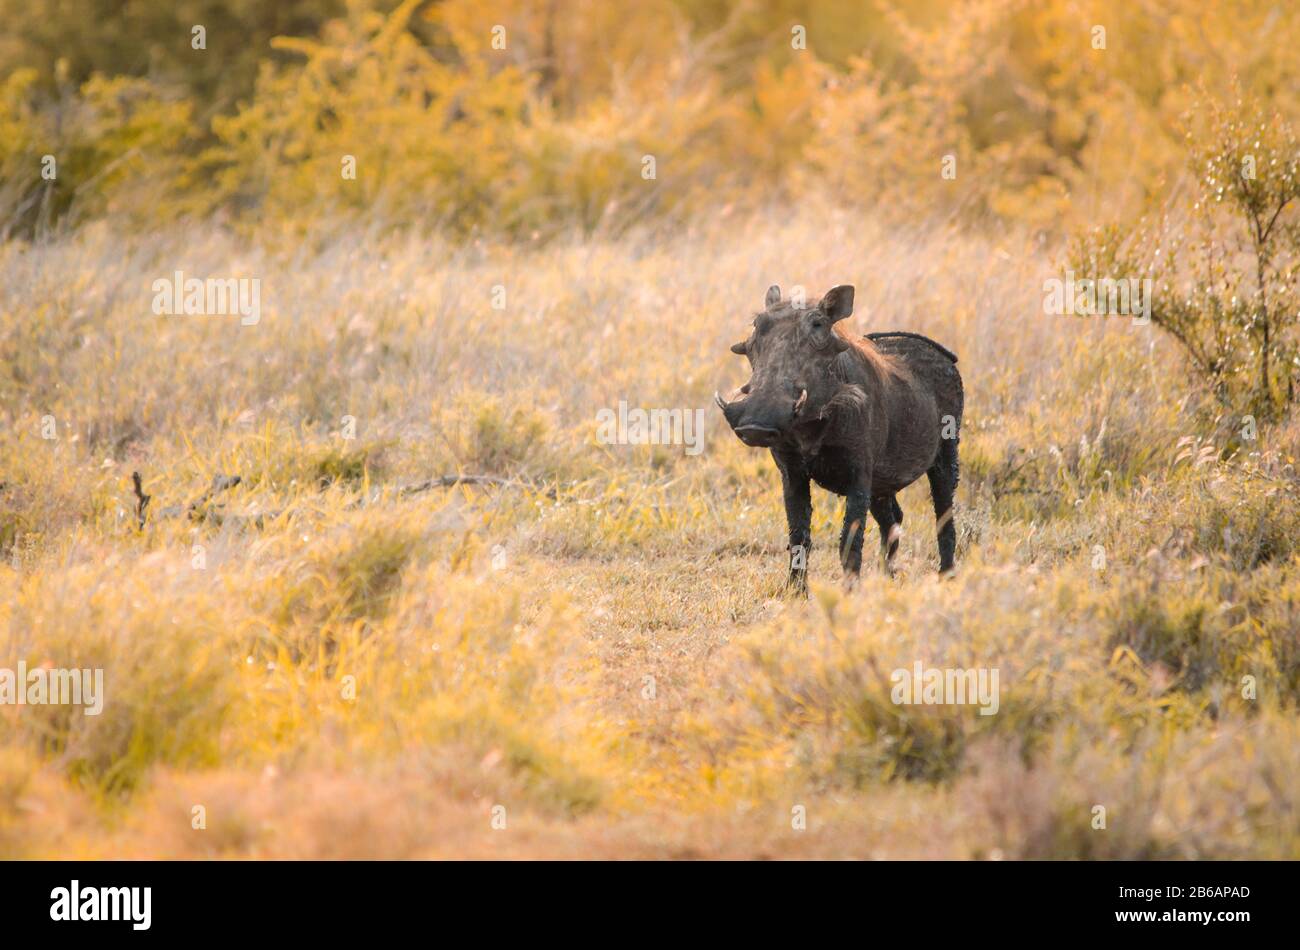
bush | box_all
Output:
[1071,95,1300,416]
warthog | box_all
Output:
[716,284,963,587]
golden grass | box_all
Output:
[2,208,1299,858]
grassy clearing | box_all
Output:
[2,211,1298,858]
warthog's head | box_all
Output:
[716,284,855,447]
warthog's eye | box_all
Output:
[807,317,831,347]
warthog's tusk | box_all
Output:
[714,391,728,411]
[794,389,808,414]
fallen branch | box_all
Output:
[394,474,561,500]
[133,470,557,529]
[132,472,243,528]
[398,474,517,493]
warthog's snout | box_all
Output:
[715,385,805,447]
[733,423,781,447]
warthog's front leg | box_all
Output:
[839,485,871,578]
[773,449,812,593]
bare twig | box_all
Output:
[131,471,151,530]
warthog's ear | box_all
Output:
[764,285,782,309]
[819,285,855,322]
[729,340,747,355]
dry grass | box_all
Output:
[2,207,1299,858]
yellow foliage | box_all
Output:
[2,0,1298,235]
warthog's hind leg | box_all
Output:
[869,494,903,575]
[926,438,960,573]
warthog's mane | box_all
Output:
[834,325,904,382]
[817,332,903,421]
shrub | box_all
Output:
[1072,95,1300,416]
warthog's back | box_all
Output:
[865,331,964,425]
[866,330,958,364]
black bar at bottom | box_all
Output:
[0,859,1279,938]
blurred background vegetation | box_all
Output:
[2,0,1297,238]
[6,0,1296,412]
